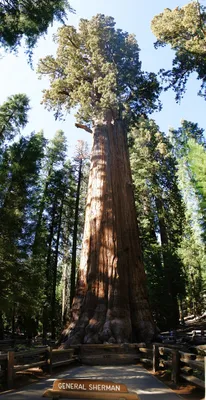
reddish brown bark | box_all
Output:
[62,117,155,346]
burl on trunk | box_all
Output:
[62,118,155,346]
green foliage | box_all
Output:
[129,118,185,329]
[0,131,46,320]
[188,138,206,240]
[38,14,161,125]
[151,1,206,100]
[178,226,205,315]
[0,0,73,56]
[169,120,206,241]
[0,94,30,142]
[72,140,90,244]
[29,130,78,339]
[169,120,205,155]
[0,124,84,338]
[169,120,206,315]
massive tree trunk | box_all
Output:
[62,117,155,346]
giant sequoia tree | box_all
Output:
[38,15,161,345]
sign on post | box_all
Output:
[43,379,140,399]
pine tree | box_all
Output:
[0,94,30,141]
[129,118,185,329]
[169,120,206,315]
[70,140,90,308]
[31,130,68,341]
[0,131,45,337]
[188,139,206,241]
[60,163,76,326]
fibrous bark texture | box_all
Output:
[62,119,155,346]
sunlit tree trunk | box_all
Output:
[62,116,155,346]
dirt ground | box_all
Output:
[150,369,205,400]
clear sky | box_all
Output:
[0,0,205,157]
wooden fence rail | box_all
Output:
[152,344,205,391]
[0,343,205,394]
[0,347,77,389]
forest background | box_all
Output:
[0,0,206,342]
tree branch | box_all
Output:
[75,123,92,133]
[67,35,79,49]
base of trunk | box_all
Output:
[60,300,155,347]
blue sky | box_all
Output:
[0,0,205,157]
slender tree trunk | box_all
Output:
[33,169,51,251]
[61,209,73,325]
[62,264,68,324]
[43,196,57,342]
[70,159,82,307]
[155,196,179,328]
[62,117,155,346]
[0,312,4,339]
[51,196,64,340]
[11,304,15,339]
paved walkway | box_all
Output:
[1,365,183,400]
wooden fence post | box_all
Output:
[45,346,52,374]
[153,344,159,372]
[7,351,15,389]
[171,350,180,384]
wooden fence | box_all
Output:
[0,347,77,389]
[150,344,205,390]
[0,343,205,394]
[0,338,27,351]
[74,341,205,394]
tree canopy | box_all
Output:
[38,14,161,125]
[0,94,30,141]
[0,0,73,55]
[151,1,206,100]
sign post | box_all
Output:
[43,379,140,399]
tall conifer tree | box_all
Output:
[129,118,185,329]
[38,15,161,345]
